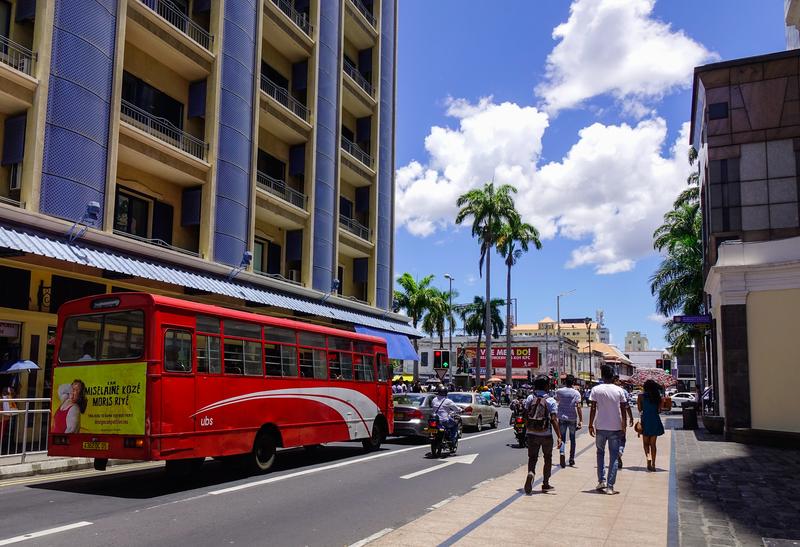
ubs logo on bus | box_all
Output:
[200,416,214,427]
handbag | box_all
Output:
[660,396,672,412]
[634,420,643,436]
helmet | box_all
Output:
[437,385,448,396]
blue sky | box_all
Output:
[392,0,783,348]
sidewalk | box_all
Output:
[369,429,673,547]
[0,453,138,481]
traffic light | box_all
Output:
[433,350,442,368]
[656,358,663,368]
[663,359,672,374]
[441,350,450,370]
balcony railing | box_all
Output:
[0,195,24,208]
[120,100,207,160]
[114,229,201,257]
[339,214,370,241]
[341,136,373,169]
[256,171,307,209]
[140,0,213,51]
[270,0,313,37]
[0,35,35,76]
[343,57,373,97]
[260,75,310,123]
[255,269,302,286]
[349,0,376,28]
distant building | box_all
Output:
[625,331,650,352]
[513,316,600,345]
[626,350,669,371]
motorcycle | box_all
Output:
[513,415,527,448]
[426,415,462,457]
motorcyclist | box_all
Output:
[509,392,526,425]
[430,385,461,443]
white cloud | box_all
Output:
[536,0,715,114]
[648,313,669,324]
[395,98,693,274]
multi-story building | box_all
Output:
[692,40,800,443]
[624,331,649,352]
[512,316,601,346]
[0,0,417,402]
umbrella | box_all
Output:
[0,360,40,374]
[628,367,676,388]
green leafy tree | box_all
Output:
[394,273,437,380]
[421,288,457,352]
[459,296,505,386]
[496,216,542,383]
[455,182,518,384]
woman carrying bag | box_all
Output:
[636,380,665,471]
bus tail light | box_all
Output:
[462,406,473,415]
[123,437,144,448]
[52,435,69,446]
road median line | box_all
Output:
[0,521,93,546]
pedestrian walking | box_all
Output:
[504,383,512,406]
[637,380,665,471]
[588,365,628,495]
[613,376,634,469]
[555,375,583,468]
[1,386,18,455]
[523,375,562,494]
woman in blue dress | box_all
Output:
[637,380,665,471]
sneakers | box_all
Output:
[595,481,607,491]
[606,486,619,495]
[568,459,575,467]
[617,455,623,469]
[524,472,534,495]
[560,454,566,468]
[542,483,555,492]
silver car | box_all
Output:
[392,393,436,438]
[447,392,499,431]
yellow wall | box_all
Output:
[746,289,800,433]
[258,127,289,164]
[262,42,291,81]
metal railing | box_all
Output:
[140,0,213,51]
[349,0,376,27]
[120,100,208,160]
[0,195,23,208]
[113,229,201,257]
[343,57,373,97]
[341,136,373,169]
[339,214,370,241]
[256,171,307,209]
[270,0,313,37]
[260,75,310,122]
[1,398,50,463]
[255,269,303,286]
[0,35,36,76]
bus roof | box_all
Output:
[61,292,388,347]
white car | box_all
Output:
[670,392,697,411]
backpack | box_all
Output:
[526,397,549,432]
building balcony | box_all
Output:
[0,195,24,209]
[263,0,314,61]
[341,135,374,170]
[339,214,370,241]
[256,171,307,210]
[342,58,376,119]
[259,75,312,144]
[118,100,210,184]
[350,0,376,28]
[127,0,214,80]
[343,57,373,97]
[0,36,37,113]
[139,0,213,51]
[345,0,377,50]
[338,215,373,259]
[112,229,200,258]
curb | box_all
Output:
[0,458,140,481]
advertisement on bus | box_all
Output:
[50,363,147,435]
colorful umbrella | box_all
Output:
[628,367,676,388]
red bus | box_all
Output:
[48,293,393,474]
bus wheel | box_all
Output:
[93,458,108,471]
[249,432,277,473]
[362,421,385,452]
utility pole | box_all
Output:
[444,274,454,386]
[585,317,593,381]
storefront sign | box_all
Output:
[51,363,147,435]
[466,346,539,368]
[0,322,20,338]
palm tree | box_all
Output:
[394,273,437,380]
[455,182,518,384]
[421,288,457,352]
[496,215,542,384]
[673,146,699,209]
[459,296,505,386]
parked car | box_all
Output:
[670,392,697,411]
[392,393,436,438]
[446,392,499,431]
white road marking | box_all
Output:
[428,495,458,510]
[0,522,93,545]
[347,528,393,547]
[400,453,479,480]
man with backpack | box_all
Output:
[523,375,562,494]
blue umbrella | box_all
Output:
[0,360,40,374]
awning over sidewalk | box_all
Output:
[354,325,419,361]
[0,224,418,336]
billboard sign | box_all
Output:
[465,346,538,369]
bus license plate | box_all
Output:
[82,441,109,451]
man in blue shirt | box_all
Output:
[523,375,562,494]
[555,375,583,468]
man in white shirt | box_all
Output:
[589,365,628,495]
[430,386,461,443]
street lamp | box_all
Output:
[444,274,454,385]
[557,289,576,382]
[585,317,593,382]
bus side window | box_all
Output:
[197,334,221,374]
[377,354,390,381]
[165,330,192,373]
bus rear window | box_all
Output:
[59,310,145,363]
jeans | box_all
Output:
[442,419,458,442]
[526,433,554,484]
[559,419,577,461]
[619,429,627,454]
[595,429,622,487]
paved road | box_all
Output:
[0,407,543,547]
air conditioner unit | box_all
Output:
[288,269,300,282]
[9,164,21,191]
